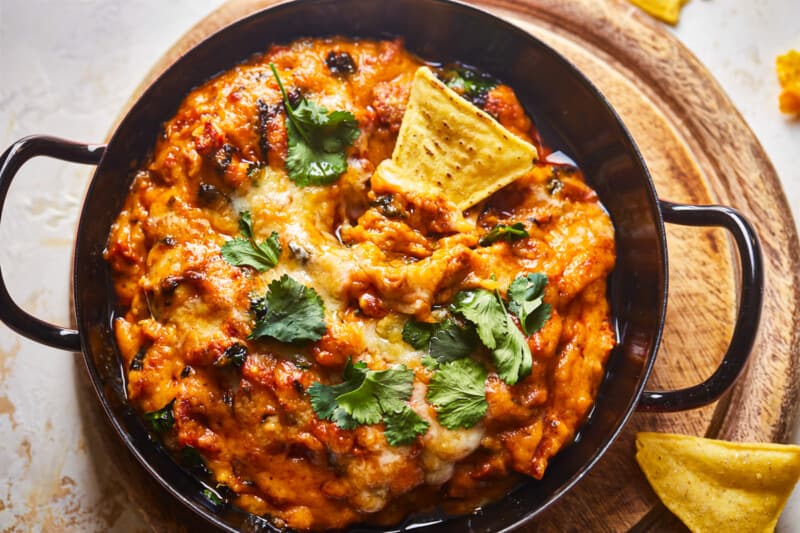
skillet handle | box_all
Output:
[0,135,105,351]
[637,200,763,412]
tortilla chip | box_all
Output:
[777,50,800,116]
[636,432,800,533]
[627,0,687,25]
[373,66,537,211]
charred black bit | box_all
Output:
[222,389,234,407]
[291,353,313,370]
[217,484,234,500]
[547,178,564,195]
[130,345,147,371]
[214,143,236,171]
[288,241,311,264]
[550,164,577,176]
[247,161,266,181]
[325,51,357,76]
[217,343,248,368]
[180,445,212,476]
[256,98,280,160]
[160,276,181,294]
[198,182,227,206]
[469,92,488,108]
[372,194,407,219]
[293,380,305,394]
[181,365,194,378]
[250,295,267,322]
[287,87,303,108]
[161,236,177,247]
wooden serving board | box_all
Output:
[97,0,800,531]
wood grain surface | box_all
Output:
[98,0,800,531]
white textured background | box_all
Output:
[0,0,798,531]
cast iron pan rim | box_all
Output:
[72,0,670,530]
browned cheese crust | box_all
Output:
[104,37,616,531]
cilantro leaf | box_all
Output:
[402,320,437,350]
[249,274,326,343]
[308,359,366,428]
[429,319,477,363]
[308,359,425,445]
[453,289,532,385]
[336,365,415,424]
[330,408,360,430]
[285,125,348,186]
[271,63,359,186]
[508,273,552,335]
[421,355,439,370]
[202,488,225,505]
[238,210,255,238]
[478,222,529,246]
[452,290,502,349]
[383,406,429,446]
[439,66,498,107]
[221,235,281,270]
[144,399,175,433]
[221,211,282,271]
[427,358,488,429]
[491,326,532,385]
[130,345,147,371]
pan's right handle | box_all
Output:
[637,200,763,412]
[0,135,105,351]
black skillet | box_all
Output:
[0,0,762,530]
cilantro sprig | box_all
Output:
[478,222,529,246]
[144,399,175,433]
[508,273,552,335]
[453,289,532,385]
[270,63,359,186]
[449,272,551,385]
[402,274,552,430]
[221,211,282,271]
[308,359,429,446]
[426,358,488,430]
[249,274,326,343]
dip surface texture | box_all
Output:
[105,37,616,531]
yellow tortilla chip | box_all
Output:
[627,0,687,25]
[777,50,800,116]
[636,432,800,533]
[373,66,537,211]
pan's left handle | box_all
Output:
[0,135,105,351]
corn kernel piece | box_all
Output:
[777,50,800,116]
[628,0,685,25]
